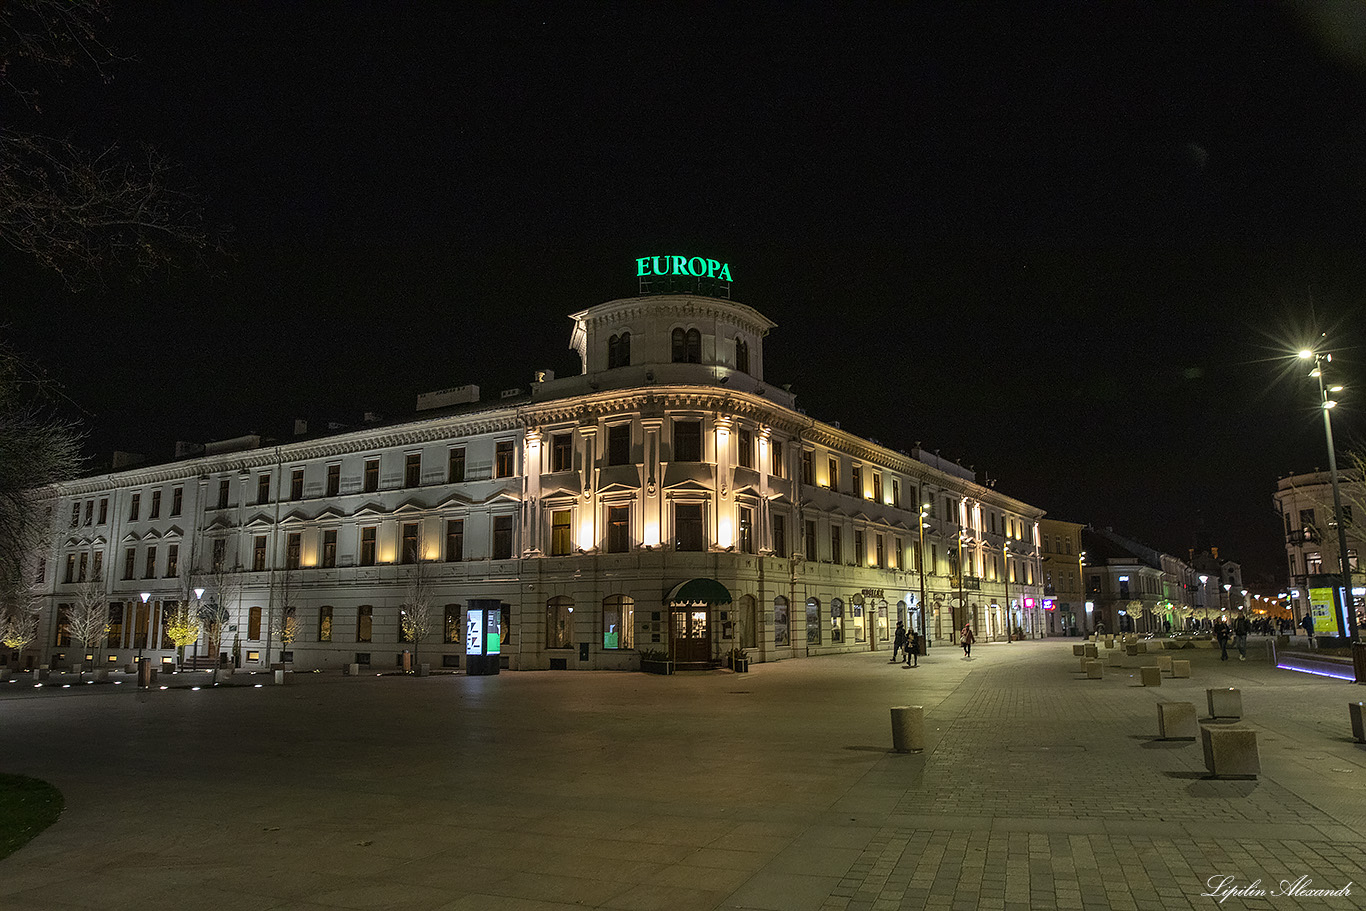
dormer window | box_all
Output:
[608,331,631,368]
[735,337,749,374]
[671,327,701,363]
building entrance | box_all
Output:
[671,608,710,664]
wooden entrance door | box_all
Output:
[670,608,710,664]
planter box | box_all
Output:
[641,659,674,676]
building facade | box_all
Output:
[20,289,1047,674]
[1274,470,1364,635]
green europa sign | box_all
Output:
[636,255,733,281]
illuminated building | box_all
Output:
[29,275,1046,672]
[1275,470,1364,634]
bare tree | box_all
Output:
[1,602,39,667]
[65,574,108,679]
[266,564,297,667]
[201,562,239,685]
[401,555,433,671]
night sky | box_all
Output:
[8,2,1366,584]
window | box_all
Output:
[318,606,333,642]
[891,479,900,508]
[212,539,226,573]
[217,479,230,509]
[852,466,862,498]
[671,327,701,363]
[64,553,75,583]
[772,514,786,558]
[248,606,262,640]
[801,450,814,485]
[674,420,702,462]
[448,447,465,482]
[606,424,630,466]
[495,441,514,478]
[443,605,460,643]
[805,520,817,562]
[124,547,136,580]
[360,527,376,566]
[770,439,784,478]
[356,605,372,643]
[166,544,179,577]
[735,337,749,374]
[404,453,421,488]
[872,472,882,502]
[931,544,938,573]
[876,534,885,568]
[92,551,102,578]
[602,595,635,649]
[251,536,267,572]
[608,331,631,368]
[364,458,380,493]
[589,502,627,554]
[806,597,822,644]
[171,486,183,516]
[286,533,301,569]
[492,515,514,560]
[35,559,44,585]
[257,473,271,505]
[150,490,162,519]
[401,523,419,564]
[98,498,108,524]
[830,598,844,643]
[83,501,93,525]
[70,503,80,528]
[828,458,838,490]
[326,464,340,496]
[546,596,573,648]
[55,606,71,647]
[446,520,464,562]
[737,429,753,469]
[290,469,304,501]
[854,531,865,565]
[322,530,337,568]
[551,433,573,472]
[1300,508,1316,531]
[675,503,704,551]
[1345,505,1355,525]
[550,510,572,555]
[738,506,754,554]
[144,546,157,579]
[830,526,842,564]
[130,494,140,522]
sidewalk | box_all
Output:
[1,638,1362,910]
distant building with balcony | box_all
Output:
[1274,470,1363,635]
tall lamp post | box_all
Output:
[1198,574,1209,630]
[956,529,967,639]
[1078,551,1087,636]
[192,587,205,664]
[138,591,150,660]
[917,503,930,650]
[1002,543,1010,642]
[1297,345,1358,640]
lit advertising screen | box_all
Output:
[466,609,484,656]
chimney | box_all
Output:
[294,419,309,436]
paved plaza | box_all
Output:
[2,638,1364,910]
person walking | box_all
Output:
[1215,619,1231,661]
[891,621,907,663]
[904,629,919,668]
[961,624,976,658]
[1233,613,1251,661]
[1300,612,1316,649]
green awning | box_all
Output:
[666,578,733,605]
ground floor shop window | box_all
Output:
[772,595,788,646]
[356,605,373,643]
[831,598,844,643]
[602,595,634,649]
[318,606,333,642]
[547,596,572,649]
[806,597,821,644]
[444,604,460,643]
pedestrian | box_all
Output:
[1300,612,1315,649]
[904,629,919,668]
[1233,613,1251,660]
[961,624,976,658]
[891,621,907,663]
[1095,620,1106,638]
[1215,619,1231,661]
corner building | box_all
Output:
[31,290,1046,673]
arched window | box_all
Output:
[830,597,844,643]
[546,596,573,649]
[806,597,822,645]
[686,328,701,363]
[772,595,788,647]
[602,595,634,649]
[608,332,631,368]
[672,327,701,363]
[735,337,749,374]
[671,327,686,363]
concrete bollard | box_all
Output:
[891,705,925,753]
[1141,666,1162,686]
[273,668,286,685]
[1073,644,1086,657]
[346,663,359,677]
[1080,656,1092,672]
[1155,655,1173,673]
[1107,650,1124,668]
[1201,725,1259,778]
[1350,703,1366,744]
[1158,702,1197,739]
[1086,659,1103,679]
[1207,688,1242,719]
[1126,644,1139,657]
[1084,644,1098,658]
[1172,659,1191,678]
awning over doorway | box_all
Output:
[666,578,733,605]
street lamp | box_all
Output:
[1078,551,1088,636]
[1298,345,1358,640]
[137,591,151,659]
[956,528,967,640]
[1198,574,1209,629]
[1002,542,1010,643]
[917,504,930,650]
[193,587,205,664]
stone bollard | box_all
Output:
[1107,649,1124,668]
[1155,655,1173,673]
[1126,644,1139,657]
[94,668,109,682]
[417,663,430,677]
[1201,725,1259,778]
[1158,702,1197,739]
[1086,659,1103,679]
[346,663,359,677]
[1350,703,1366,744]
[1073,644,1086,657]
[1104,637,1115,648]
[274,668,286,685]
[890,705,925,753]
[1172,659,1191,678]
[1084,644,1098,658]
[1080,656,1092,672]
[1207,688,1242,719]
[1140,666,1162,687]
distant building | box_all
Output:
[20,280,1046,673]
[1038,518,1086,635]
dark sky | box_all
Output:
[8,2,1366,584]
